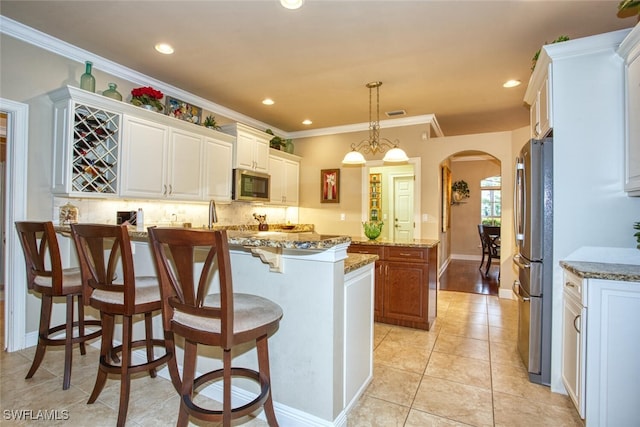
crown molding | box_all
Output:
[0,16,286,136]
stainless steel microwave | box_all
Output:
[232,169,270,202]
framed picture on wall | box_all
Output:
[321,169,340,203]
[442,165,452,232]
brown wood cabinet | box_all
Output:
[348,243,437,330]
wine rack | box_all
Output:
[369,173,382,221]
[71,104,119,194]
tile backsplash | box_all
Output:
[53,197,299,227]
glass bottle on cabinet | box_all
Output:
[369,173,382,221]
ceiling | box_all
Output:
[1,1,636,137]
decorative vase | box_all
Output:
[102,83,122,101]
[59,202,79,225]
[80,61,95,93]
[285,139,294,154]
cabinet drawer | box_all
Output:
[348,244,383,258]
[563,270,584,302]
[385,246,427,263]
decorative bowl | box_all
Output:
[363,221,383,240]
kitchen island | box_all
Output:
[348,237,439,330]
[56,226,377,426]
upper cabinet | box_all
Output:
[50,86,234,202]
[618,24,640,196]
[50,86,122,198]
[269,150,300,206]
[220,123,270,173]
[203,136,234,202]
[525,61,553,139]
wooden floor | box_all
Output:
[439,259,499,295]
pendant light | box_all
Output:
[342,81,409,165]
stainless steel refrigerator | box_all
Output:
[513,138,553,386]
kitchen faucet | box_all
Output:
[208,199,218,229]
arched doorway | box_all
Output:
[440,150,501,295]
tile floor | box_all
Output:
[0,291,583,426]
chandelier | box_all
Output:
[342,81,409,165]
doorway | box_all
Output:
[1,99,29,352]
[362,158,421,240]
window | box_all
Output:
[481,176,501,226]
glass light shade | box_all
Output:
[382,147,409,163]
[280,0,304,9]
[342,150,366,165]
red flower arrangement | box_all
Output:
[130,86,164,111]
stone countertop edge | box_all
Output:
[350,237,440,249]
[55,225,350,250]
[344,253,378,274]
[560,260,640,283]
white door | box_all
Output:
[393,176,413,240]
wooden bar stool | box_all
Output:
[71,223,171,427]
[148,227,283,427]
[15,221,102,390]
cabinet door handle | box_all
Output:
[399,252,412,256]
[163,184,167,195]
[565,281,576,288]
[168,184,172,195]
[573,314,581,333]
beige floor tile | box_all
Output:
[493,390,583,427]
[491,361,575,408]
[404,409,471,427]
[487,312,518,329]
[449,293,487,305]
[488,325,518,343]
[439,318,488,341]
[489,340,525,368]
[447,301,488,314]
[347,394,410,427]
[441,309,488,326]
[373,323,392,348]
[425,351,491,390]
[382,325,438,350]
[433,333,490,361]
[412,376,494,427]
[374,340,431,374]
[365,364,422,406]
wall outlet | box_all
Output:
[340,213,346,221]
[422,213,429,222]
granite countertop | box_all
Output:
[55,225,350,251]
[344,253,379,274]
[350,237,440,249]
[560,260,640,283]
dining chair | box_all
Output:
[477,224,488,271]
[70,223,171,427]
[15,221,102,390]
[482,225,501,278]
[148,227,283,427]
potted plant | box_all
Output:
[265,128,286,150]
[203,115,220,130]
[451,180,470,202]
[130,86,164,112]
[531,36,570,72]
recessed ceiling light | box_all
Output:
[154,43,174,55]
[262,98,275,105]
[302,119,312,125]
[503,79,521,88]
[280,0,304,10]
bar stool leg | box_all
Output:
[77,295,87,356]
[144,312,157,378]
[177,340,197,427]
[257,335,278,427]
[26,294,52,381]
[88,312,113,404]
[62,294,74,390]
[116,315,133,427]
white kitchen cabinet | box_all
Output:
[220,123,270,173]
[561,267,640,425]
[203,136,234,201]
[526,64,552,139]
[561,271,586,418]
[618,24,640,196]
[49,86,122,198]
[120,116,204,200]
[269,151,300,206]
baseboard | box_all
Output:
[499,287,515,300]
